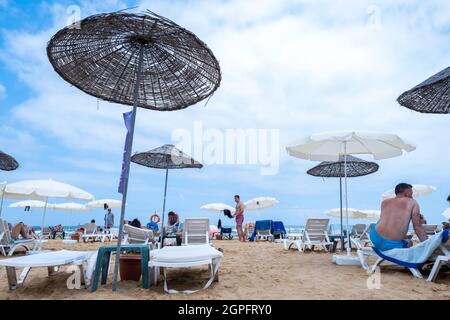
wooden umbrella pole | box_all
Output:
[112,46,144,292]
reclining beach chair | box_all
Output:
[0,219,41,256]
[80,223,112,243]
[0,250,97,290]
[182,218,210,245]
[283,218,332,252]
[254,220,274,242]
[272,221,287,240]
[40,227,53,239]
[367,229,450,279]
[148,244,223,294]
[220,227,233,240]
[423,224,439,235]
[123,224,158,249]
[350,224,371,249]
[427,243,450,282]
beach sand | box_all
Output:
[0,239,449,300]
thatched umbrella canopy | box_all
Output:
[307,155,379,178]
[398,67,450,114]
[0,151,19,171]
[307,155,379,251]
[47,10,221,291]
[131,144,202,246]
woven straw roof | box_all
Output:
[47,11,221,111]
[131,144,203,169]
[0,151,19,171]
[397,67,450,114]
[307,155,378,178]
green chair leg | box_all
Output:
[101,251,111,285]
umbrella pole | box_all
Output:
[112,46,144,292]
[344,143,350,256]
[41,197,48,240]
[0,190,4,218]
[160,168,169,248]
[339,177,344,252]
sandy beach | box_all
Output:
[0,240,448,300]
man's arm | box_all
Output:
[411,201,427,242]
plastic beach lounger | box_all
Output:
[149,244,223,294]
[0,250,97,290]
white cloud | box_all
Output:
[0,83,5,99]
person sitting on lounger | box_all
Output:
[11,222,33,240]
[129,218,142,228]
[166,211,182,246]
[371,183,428,251]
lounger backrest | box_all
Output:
[352,224,367,237]
[304,219,330,241]
[123,224,153,244]
[0,219,12,245]
[84,223,97,234]
[422,224,438,235]
[183,218,210,245]
[255,220,272,236]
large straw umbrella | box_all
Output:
[286,131,416,257]
[131,144,203,247]
[47,11,221,290]
[1,179,93,235]
[0,151,19,171]
[398,67,450,114]
[307,155,379,251]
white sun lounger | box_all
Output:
[0,250,97,290]
[182,218,210,245]
[427,244,450,282]
[123,224,158,249]
[0,219,42,256]
[149,244,223,294]
[283,218,332,252]
[81,223,112,243]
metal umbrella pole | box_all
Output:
[343,142,351,256]
[40,197,49,240]
[339,176,344,252]
[0,190,4,218]
[160,168,169,248]
[112,47,144,292]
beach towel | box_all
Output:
[250,220,272,241]
[272,221,286,237]
[372,229,449,269]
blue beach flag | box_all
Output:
[118,111,133,194]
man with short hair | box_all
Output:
[233,195,245,242]
[371,183,427,251]
[104,208,114,234]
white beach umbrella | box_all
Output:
[200,203,236,213]
[286,131,416,257]
[359,210,381,220]
[9,200,50,209]
[326,208,364,219]
[87,199,122,209]
[244,197,279,211]
[442,208,450,220]
[382,184,437,200]
[1,179,93,235]
[52,203,90,212]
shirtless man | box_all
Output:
[233,195,245,242]
[370,183,427,251]
[10,222,32,240]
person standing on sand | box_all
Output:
[104,208,114,234]
[233,195,245,242]
[371,183,427,251]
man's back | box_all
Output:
[376,197,416,241]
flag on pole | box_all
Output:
[118,111,133,194]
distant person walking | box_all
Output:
[233,195,245,242]
[104,208,114,234]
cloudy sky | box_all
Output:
[0,0,449,228]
